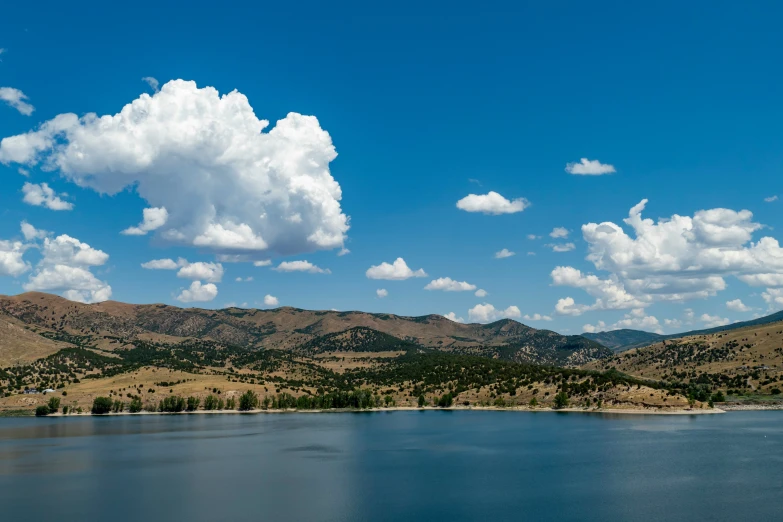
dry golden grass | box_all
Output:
[585,320,783,393]
[0,367,290,413]
[309,351,404,372]
[0,314,72,366]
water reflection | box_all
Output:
[0,411,781,522]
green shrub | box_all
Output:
[35,405,50,417]
[91,397,113,415]
[553,391,569,410]
[226,397,236,410]
[771,388,781,395]
[238,390,259,411]
[437,392,453,408]
[493,396,506,408]
[47,397,61,413]
[159,396,186,412]
[529,397,538,407]
[129,398,143,413]
[204,395,218,410]
[417,395,426,407]
[186,396,200,412]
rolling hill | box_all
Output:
[584,319,783,397]
[0,292,611,366]
[585,310,783,352]
[0,292,709,415]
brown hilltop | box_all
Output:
[0,292,610,366]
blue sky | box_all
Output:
[1,1,782,334]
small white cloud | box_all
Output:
[548,242,575,252]
[555,297,591,316]
[565,158,616,176]
[177,281,218,303]
[664,318,683,329]
[699,313,730,328]
[611,309,664,334]
[0,87,34,116]
[467,303,521,323]
[376,288,388,298]
[475,289,488,297]
[762,288,783,310]
[23,234,111,303]
[275,260,330,274]
[366,258,427,280]
[22,182,73,210]
[121,207,168,235]
[424,277,476,292]
[494,248,515,259]
[526,234,540,240]
[582,321,607,333]
[215,254,251,263]
[726,299,751,312]
[549,227,569,239]
[18,168,29,177]
[338,247,350,256]
[142,77,160,92]
[141,258,181,270]
[523,313,553,322]
[527,252,536,256]
[456,191,530,215]
[177,261,223,283]
[443,312,465,323]
[264,294,279,306]
[253,259,272,267]
[235,276,254,282]
[764,195,778,203]
[0,239,31,277]
[20,221,48,240]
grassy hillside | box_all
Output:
[585,319,783,400]
[0,292,610,366]
[0,293,702,414]
[585,310,783,352]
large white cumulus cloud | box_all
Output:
[0,80,350,257]
[553,199,783,315]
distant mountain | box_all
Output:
[0,292,611,367]
[670,310,783,339]
[582,329,666,352]
[584,310,783,352]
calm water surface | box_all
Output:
[0,411,781,522]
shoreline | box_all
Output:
[2,405,736,418]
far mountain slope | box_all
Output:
[0,292,611,366]
[584,309,783,352]
[582,329,666,352]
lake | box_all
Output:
[0,411,781,522]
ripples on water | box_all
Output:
[0,411,781,522]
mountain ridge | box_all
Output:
[0,292,611,366]
[584,309,783,352]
